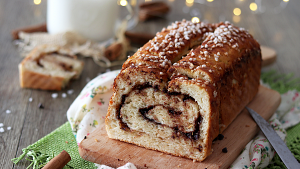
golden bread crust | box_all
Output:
[122,21,215,71]
[105,20,261,161]
[18,44,84,91]
[168,23,261,132]
[19,65,65,90]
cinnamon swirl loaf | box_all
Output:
[19,45,84,91]
[105,20,261,161]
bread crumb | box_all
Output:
[193,159,196,163]
[67,89,74,95]
[38,103,44,109]
[95,139,98,142]
[222,147,228,153]
[177,164,181,167]
[51,93,58,98]
[245,124,250,127]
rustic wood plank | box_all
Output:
[79,86,281,169]
[0,1,39,168]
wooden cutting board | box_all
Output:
[261,46,277,67]
[79,86,281,169]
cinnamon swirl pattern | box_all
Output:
[105,20,261,161]
[19,45,84,91]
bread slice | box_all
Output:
[105,20,261,161]
[19,45,84,90]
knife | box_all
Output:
[246,107,300,169]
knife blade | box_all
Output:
[246,107,300,169]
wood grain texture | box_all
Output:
[79,86,281,169]
[261,46,277,67]
[0,0,299,168]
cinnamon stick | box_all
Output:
[125,31,155,45]
[11,23,47,40]
[104,42,123,61]
[139,1,170,21]
[42,150,71,169]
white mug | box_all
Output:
[47,0,119,42]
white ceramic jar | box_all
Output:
[47,0,119,42]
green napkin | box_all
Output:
[12,122,96,169]
[265,123,300,169]
[261,71,300,169]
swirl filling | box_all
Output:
[116,83,202,141]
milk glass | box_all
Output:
[47,0,119,42]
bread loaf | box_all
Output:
[19,45,84,91]
[105,20,261,161]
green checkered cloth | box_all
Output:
[265,124,300,169]
[12,71,300,169]
[261,71,300,169]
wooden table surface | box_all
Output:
[0,0,299,168]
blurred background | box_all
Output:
[3,0,297,75]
